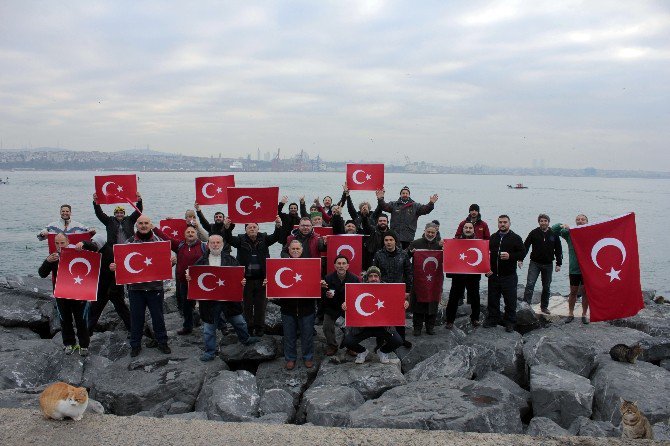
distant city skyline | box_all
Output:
[1,1,669,171]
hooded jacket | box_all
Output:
[94,200,143,246]
[378,197,434,243]
[488,230,525,276]
[455,214,491,240]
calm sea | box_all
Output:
[1,171,668,296]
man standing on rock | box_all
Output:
[520,214,563,314]
[322,255,361,356]
[455,204,491,240]
[375,187,438,250]
[37,204,93,240]
[483,215,525,333]
[408,222,443,335]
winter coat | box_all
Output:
[523,227,563,266]
[378,197,434,243]
[455,214,491,240]
[323,271,361,319]
[283,228,325,258]
[225,226,281,279]
[489,230,525,276]
[373,247,413,292]
[93,200,143,246]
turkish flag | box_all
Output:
[187,265,245,301]
[413,250,444,303]
[266,258,322,299]
[346,164,384,191]
[570,213,643,322]
[227,187,279,223]
[113,241,173,285]
[327,235,363,276]
[345,283,406,327]
[47,232,94,254]
[159,219,188,241]
[54,248,101,301]
[443,239,490,274]
[195,175,235,205]
[94,174,138,205]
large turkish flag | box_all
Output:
[346,164,384,191]
[413,249,444,303]
[266,258,322,299]
[345,283,406,327]
[443,239,490,274]
[113,241,173,285]
[570,213,643,322]
[227,187,279,223]
[54,248,101,301]
[94,174,138,205]
[47,232,94,254]
[195,175,235,205]
[326,235,363,276]
[187,265,245,301]
[159,219,188,242]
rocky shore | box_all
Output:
[1,274,669,442]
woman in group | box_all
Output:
[445,221,482,328]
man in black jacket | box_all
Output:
[93,192,143,246]
[278,196,307,245]
[361,212,391,270]
[322,255,361,356]
[194,202,225,236]
[520,213,563,314]
[483,215,525,332]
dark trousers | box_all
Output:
[176,280,196,330]
[447,275,481,323]
[56,298,90,348]
[487,274,518,324]
[413,313,437,329]
[128,289,168,349]
[344,327,403,354]
[243,278,266,332]
[88,280,131,335]
[523,260,553,309]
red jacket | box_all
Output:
[455,217,491,240]
[153,227,207,282]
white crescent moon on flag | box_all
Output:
[235,195,253,216]
[68,258,92,276]
[422,256,439,272]
[201,182,215,199]
[101,181,116,196]
[336,244,356,260]
[161,225,172,233]
[123,252,144,274]
[591,237,626,270]
[274,267,293,289]
[197,272,216,292]
[466,248,483,267]
[354,293,375,317]
[352,169,367,185]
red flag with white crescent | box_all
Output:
[47,232,94,254]
[345,283,405,327]
[443,239,490,274]
[326,235,363,276]
[265,258,322,299]
[113,241,173,285]
[346,164,384,191]
[54,248,101,301]
[570,213,643,322]
[187,265,245,301]
[195,175,235,205]
[412,249,444,303]
[94,174,138,205]
[227,187,279,223]
[159,219,188,242]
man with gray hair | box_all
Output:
[408,222,443,335]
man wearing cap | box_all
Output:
[376,187,438,250]
[37,204,93,240]
[93,192,143,246]
[455,204,491,240]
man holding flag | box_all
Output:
[93,192,143,246]
[408,222,443,335]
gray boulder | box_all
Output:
[0,327,40,343]
[195,369,259,422]
[406,345,479,381]
[310,359,406,400]
[515,301,541,334]
[568,416,621,438]
[297,385,365,427]
[661,359,670,371]
[462,326,526,385]
[530,364,594,428]
[219,336,278,363]
[609,304,670,338]
[87,330,130,361]
[2,275,54,297]
[0,288,53,331]
[257,412,291,424]
[652,422,670,441]
[258,388,295,419]
[591,353,670,425]
[526,417,571,437]
[256,358,318,406]
[639,336,670,363]
[263,302,283,335]
[397,326,465,373]
[0,386,45,409]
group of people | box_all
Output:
[37,183,590,370]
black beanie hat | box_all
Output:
[469,204,480,212]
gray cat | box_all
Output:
[620,399,654,440]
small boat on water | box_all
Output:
[507,183,528,189]
[0,177,8,185]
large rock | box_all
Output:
[310,359,406,400]
[0,327,40,343]
[258,388,295,419]
[591,353,670,425]
[396,326,465,373]
[515,301,542,334]
[462,326,526,385]
[523,323,650,378]
[263,302,283,335]
[406,345,480,381]
[194,370,259,421]
[297,385,365,427]
[568,416,621,438]
[526,417,570,437]
[90,347,226,416]
[219,336,278,363]
[639,336,670,363]
[87,331,130,361]
[0,288,53,332]
[530,364,594,428]
[2,275,54,297]
[0,386,45,409]
[349,377,525,433]
[653,422,670,441]
[256,358,318,406]
[609,303,670,338]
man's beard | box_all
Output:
[377,224,387,231]
[210,248,223,256]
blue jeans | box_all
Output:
[202,313,250,359]
[487,274,518,324]
[176,280,196,330]
[281,312,315,361]
[128,289,167,349]
[523,260,553,309]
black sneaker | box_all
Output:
[158,343,171,354]
[130,347,141,357]
[402,340,412,349]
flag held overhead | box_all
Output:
[94,174,138,205]
[226,187,279,224]
[195,175,235,205]
[346,164,384,191]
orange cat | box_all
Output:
[39,382,89,420]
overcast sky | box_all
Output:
[1,1,669,170]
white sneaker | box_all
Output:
[378,351,400,365]
[354,350,369,364]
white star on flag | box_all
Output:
[144,257,152,266]
[606,267,621,282]
[375,299,385,309]
[253,201,262,209]
[294,273,302,282]
[365,174,372,180]
[117,186,123,192]
[216,187,222,193]
[216,279,225,287]
[459,253,466,260]
[426,274,433,281]
[172,231,178,236]
[73,276,83,285]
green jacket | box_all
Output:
[552,223,581,275]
